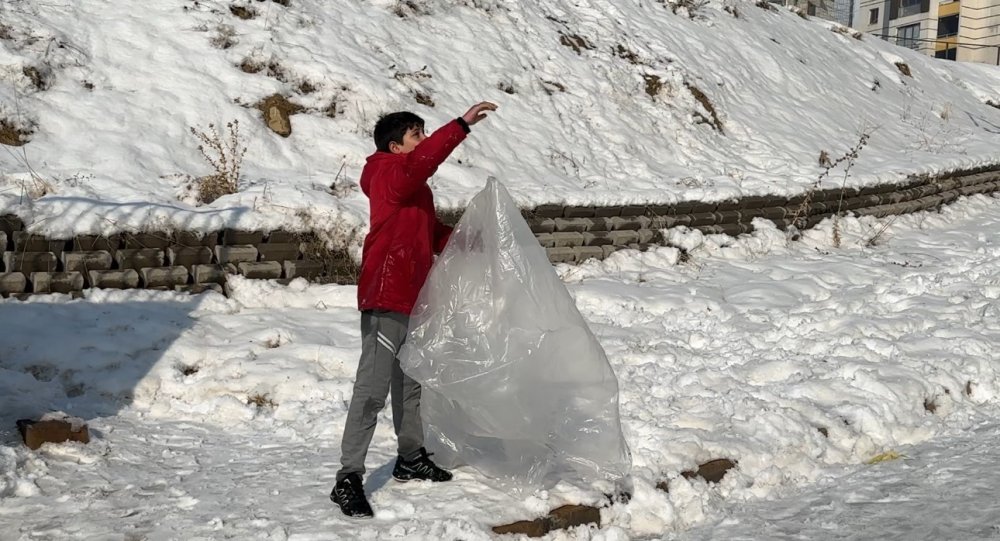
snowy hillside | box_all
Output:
[1,0,999,241]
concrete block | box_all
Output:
[608,230,640,246]
[528,219,556,234]
[547,504,601,531]
[563,205,595,218]
[215,245,258,264]
[0,214,23,234]
[3,252,58,273]
[223,229,263,245]
[573,246,604,262]
[716,199,741,211]
[650,215,684,229]
[551,232,585,247]
[583,231,614,246]
[13,232,66,253]
[62,251,113,273]
[140,266,190,288]
[73,234,121,251]
[546,247,575,264]
[535,233,555,248]
[594,206,623,217]
[588,217,613,232]
[175,283,225,295]
[265,230,297,243]
[601,245,621,258]
[740,195,771,209]
[173,231,218,247]
[115,248,164,271]
[30,272,84,294]
[532,204,564,218]
[717,210,741,224]
[0,272,27,294]
[17,418,90,450]
[553,218,592,232]
[689,212,718,227]
[283,260,324,280]
[609,216,651,230]
[193,264,234,285]
[0,231,5,251]
[123,232,171,249]
[88,269,140,289]
[638,229,659,244]
[166,246,214,269]
[646,204,674,216]
[257,243,300,262]
[620,204,647,217]
[238,261,282,279]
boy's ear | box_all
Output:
[388,141,403,154]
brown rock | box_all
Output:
[681,458,738,484]
[17,419,90,450]
[547,504,601,530]
[256,94,302,137]
[492,518,550,538]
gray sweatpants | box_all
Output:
[337,310,424,481]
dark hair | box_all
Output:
[373,111,424,152]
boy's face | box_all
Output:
[389,126,427,155]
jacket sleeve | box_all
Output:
[385,119,468,203]
[433,219,453,254]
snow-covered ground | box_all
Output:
[4,0,1000,538]
[3,191,999,539]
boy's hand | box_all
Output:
[462,102,498,126]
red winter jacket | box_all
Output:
[357,119,468,314]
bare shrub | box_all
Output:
[789,131,872,242]
[559,33,594,54]
[189,120,248,204]
[248,393,277,409]
[895,62,911,77]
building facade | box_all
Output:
[856,0,1000,64]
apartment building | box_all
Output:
[856,0,1000,63]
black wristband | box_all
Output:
[456,117,471,133]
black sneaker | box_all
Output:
[330,473,373,518]
[392,448,453,482]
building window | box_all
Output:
[807,2,817,15]
[869,7,879,24]
[897,23,920,49]
[935,47,957,60]
[937,14,959,37]
[899,0,923,17]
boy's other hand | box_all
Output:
[462,102,498,126]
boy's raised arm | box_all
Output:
[394,102,497,200]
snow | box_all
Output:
[3,0,1000,538]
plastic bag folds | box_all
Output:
[399,178,631,494]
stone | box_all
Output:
[175,283,225,295]
[17,418,90,450]
[689,212,718,226]
[535,233,555,248]
[563,205,596,218]
[492,518,549,538]
[62,251,113,273]
[140,266,190,288]
[594,206,623,217]
[681,458,738,484]
[0,214,23,234]
[115,248,164,270]
[553,218,592,232]
[30,272,84,293]
[620,204,647,217]
[238,261,282,279]
[13,232,66,253]
[608,230,640,246]
[258,95,298,137]
[551,232,585,247]
[3,251,57,273]
[166,246,214,269]
[283,260,324,280]
[531,204,564,218]
[88,269,140,289]
[547,504,601,531]
[257,243,300,262]
[0,272,27,294]
[609,216,651,230]
[215,245,259,264]
[583,231,614,246]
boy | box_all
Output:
[331,101,498,518]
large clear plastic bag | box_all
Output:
[399,178,631,494]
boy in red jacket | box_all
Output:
[331,101,497,518]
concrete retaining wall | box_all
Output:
[1,169,997,297]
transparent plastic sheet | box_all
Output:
[399,178,631,494]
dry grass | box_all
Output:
[190,120,247,204]
[895,62,912,77]
[0,118,30,147]
[559,33,594,54]
[229,5,257,19]
[685,83,724,133]
[248,393,277,409]
[414,91,435,107]
[644,75,664,98]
